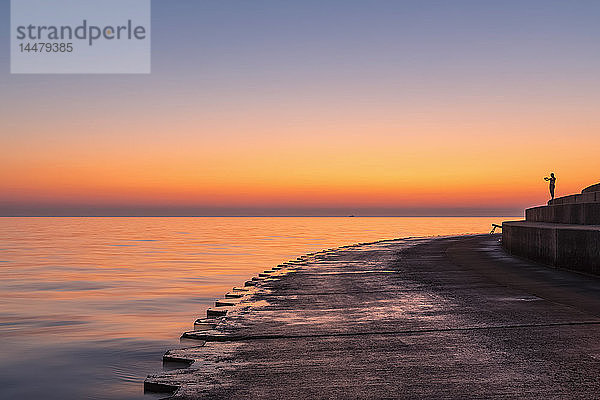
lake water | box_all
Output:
[0,216,511,399]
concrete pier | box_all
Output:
[503,182,600,274]
[145,235,600,399]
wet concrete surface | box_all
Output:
[145,235,600,399]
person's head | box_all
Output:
[550,173,555,177]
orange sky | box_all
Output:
[2,1,599,215]
[3,107,598,215]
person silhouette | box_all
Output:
[544,173,556,199]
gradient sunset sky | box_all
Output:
[1,0,599,216]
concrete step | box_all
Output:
[194,318,218,330]
[502,221,600,275]
[225,292,245,298]
[582,183,600,193]
[215,298,240,307]
[206,307,231,317]
[526,202,600,225]
[549,191,599,206]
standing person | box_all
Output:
[544,173,557,200]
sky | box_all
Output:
[1,0,599,216]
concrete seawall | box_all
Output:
[503,182,600,274]
[145,235,600,399]
[502,221,600,274]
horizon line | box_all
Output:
[0,215,523,218]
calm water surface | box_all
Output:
[0,217,511,399]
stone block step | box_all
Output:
[526,202,600,225]
[582,183,600,193]
[549,191,599,206]
[502,221,600,275]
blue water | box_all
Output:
[0,216,509,399]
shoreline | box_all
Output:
[145,234,600,399]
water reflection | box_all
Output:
[0,216,507,399]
